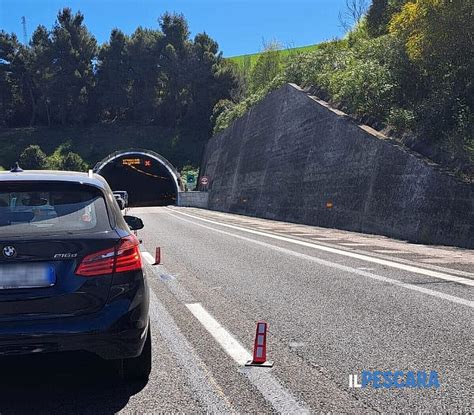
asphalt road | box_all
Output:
[1,206,472,414]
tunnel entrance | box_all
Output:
[94,150,181,207]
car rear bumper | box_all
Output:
[0,279,150,360]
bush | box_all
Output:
[387,107,415,134]
[213,75,286,133]
[46,141,73,169]
[211,99,235,126]
[366,0,409,37]
[330,58,395,120]
[289,36,396,122]
[41,141,89,171]
[283,52,314,86]
[18,145,48,169]
[60,152,88,171]
[249,44,282,93]
[180,164,199,190]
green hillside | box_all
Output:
[227,44,319,68]
[217,1,473,179]
[0,124,202,171]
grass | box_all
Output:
[227,44,320,69]
[0,123,198,170]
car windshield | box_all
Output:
[0,182,111,237]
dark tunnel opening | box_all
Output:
[97,154,178,207]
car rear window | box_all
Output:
[0,182,112,237]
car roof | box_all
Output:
[0,170,110,190]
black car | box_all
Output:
[0,168,151,380]
[113,191,129,207]
[113,193,126,210]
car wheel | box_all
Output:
[117,326,152,381]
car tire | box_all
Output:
[117,326,152,381]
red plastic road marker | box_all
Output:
[154,247,161,265]
[245,321,274,367]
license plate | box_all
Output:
[0,263,56,289]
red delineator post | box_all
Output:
[154,247,161,265]
[245,321,274,367]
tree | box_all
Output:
[48,8,97,124]
[0,32,32,127]
[46,142,88,171]
[0,31,17,126]
[389,0,474,144]
[60,151,88,171]
[366,0,389,36]
[160,12,190,53]
[0,9,240,170]
[128,27,162,122]
[157,13,192,126]
[338,0,370,32]
[18,145,48,169]
[366,0,409,37]
[96,29,130,120]
[211,99,235,127]
[389,0,473,70]
[184,33,238,130]
[250,42,282,93]
[180,164,199,191]
[29,25,53,126]
[46,141,73,169]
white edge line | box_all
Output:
[147,291,233,411]
[167,208,474,287]
[141,251,156,265]
[186,303,251,365]
[185,302,310,414]
[168,211,474,309]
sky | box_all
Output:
[0,0,349,57]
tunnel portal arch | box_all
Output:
[94,149,182,207]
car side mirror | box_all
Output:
[124,215,144,231]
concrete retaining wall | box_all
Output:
[177,191,209,208]
[200,83,473,248]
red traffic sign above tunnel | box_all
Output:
[199,176,209,186]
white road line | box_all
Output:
[167,208,474,287]
[148,290,233,412]
[167,211,474,308]
[186,303,252,365]
[373,249,407,254]
[186,303,309,414]
[141,251,156,265]
[146,263,309,413]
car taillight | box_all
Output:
[115,235,142,273]
[75,235,142,277]
[75,246,116,276]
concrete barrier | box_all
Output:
[177,191,209,208]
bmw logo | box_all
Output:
[2,246,16,258]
